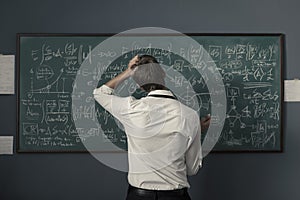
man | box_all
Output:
[94,55,211,200]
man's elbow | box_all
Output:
[187,164,201,176]
[93,88,101,100]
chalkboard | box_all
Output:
[17,33,283,152]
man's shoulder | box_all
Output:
[178,102,199,119]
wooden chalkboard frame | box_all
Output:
[16,33,284,153]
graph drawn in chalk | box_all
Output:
[27,68,68,98]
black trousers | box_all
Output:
[126,185,192,200]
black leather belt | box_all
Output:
[128,185,187,197]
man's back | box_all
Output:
[93,54,207,200]
[94,86,202,190]
[126,90,202,190]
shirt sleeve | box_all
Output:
[185,115,202,176]
[93,85,133,121]
[93,84,114,109]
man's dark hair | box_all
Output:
[132,55,166,92]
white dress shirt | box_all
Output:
[93,85,202,190]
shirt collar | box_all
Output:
[147,90,175,98]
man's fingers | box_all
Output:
[128,55,140,69]
[200,115,211,131]
[201,115,211,122]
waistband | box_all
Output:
[128,185,188,196]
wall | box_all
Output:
[1,0,299,199]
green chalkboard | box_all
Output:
[17,33,284,152]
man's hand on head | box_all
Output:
[126,55,139,76]
[104,55,139,89]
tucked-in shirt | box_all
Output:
[93,85,202,190]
